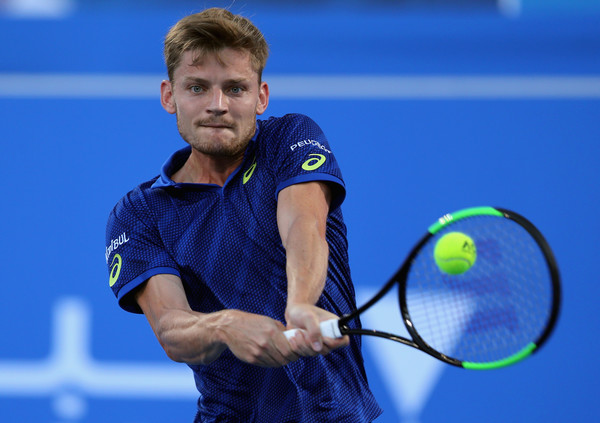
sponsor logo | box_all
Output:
[302,154,326,171]
[289,139,331,154]
[109,254,122,287]
[105,232,129,263]
[243,157,257,184]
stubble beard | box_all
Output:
[177,114,256,159]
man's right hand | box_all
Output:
[136,274,301,367]
[217,310,300,367]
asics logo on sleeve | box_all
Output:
[109,254,122,287]
[302,154,326,171]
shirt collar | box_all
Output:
[151,121,261,189]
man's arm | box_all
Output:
[277,181,349,354]
[135,273,299,367]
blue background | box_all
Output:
[1,1,599,422]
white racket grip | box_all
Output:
[283,319,342,340]
[320,319,342,338]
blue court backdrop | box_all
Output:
[1,1,599,422]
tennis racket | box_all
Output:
[285,206,561,370]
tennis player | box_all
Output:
[105,8,382,422]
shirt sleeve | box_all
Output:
[105,188,180,313]
[271,114,346,210]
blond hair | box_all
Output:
[164,8,269,82]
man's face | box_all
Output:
[161,48,269,158]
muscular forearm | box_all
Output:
[283,214,329,307]
[135,275,232,366]
[153,308,229,365]
[144,298,297,367]
[137,261,299,368]
[277,182,331,311]
[281,214,350,354]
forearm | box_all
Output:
[283,214,329,307]
[137,276,297,368]
[281,213,349,354]
[154,307,296,367]
[277,182,349,354]
[153,308,229,365]
[277,182,332,311]
[135,275,234,365]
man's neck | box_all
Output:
[172,148,245,186]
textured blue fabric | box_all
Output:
[105,113,382,422]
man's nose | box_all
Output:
[207,89,227,114]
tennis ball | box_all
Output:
[434,232,477,275]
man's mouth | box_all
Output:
[199,122,233,129]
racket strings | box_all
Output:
[404,216,553,364]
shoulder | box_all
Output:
[108,177,161,223]
[255,113,326,157]
[258,113,321,137]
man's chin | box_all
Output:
[189,139,248,158]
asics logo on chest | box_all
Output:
[243,157,257,184]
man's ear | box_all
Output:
[256,81,269,115]
[160,80,176,114]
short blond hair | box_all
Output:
[164,8,269,82]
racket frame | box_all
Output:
[336,206,561,369]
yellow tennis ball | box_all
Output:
[434,232,477,275]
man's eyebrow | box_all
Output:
[180,77,209,85]
[226,78,248,84]
[180,76,250,85]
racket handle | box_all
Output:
[283,319,342,340]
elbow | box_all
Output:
[153,309,226,365]
[164,345,220,366]
[161,342,187,363]
[153,323,190,364]
[158,333,222,366]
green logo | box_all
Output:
[109,254,122,287]
[243,158,257,184]
[302,154,326,171]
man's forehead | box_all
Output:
[172,48,259,83]
[183,48,252,69]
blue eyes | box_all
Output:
[189,86,244,95]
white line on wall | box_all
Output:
[2,73,600,99]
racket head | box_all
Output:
[398,207,561,369]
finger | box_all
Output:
[287,330,318,357]
[258,345,294,367]
[302,317,324,353]
[322,334,350,351]
[270,322,302,364]
[278,334,302,362]
[300,330,322,356]
[253,332,297,367]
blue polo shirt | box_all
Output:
[105,113,382,422]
